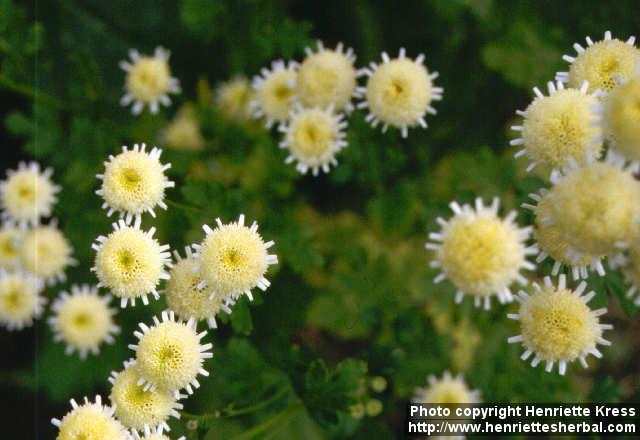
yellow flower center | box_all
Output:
[127,57,171,102]
[257,69,297,122]
[298,49,356,110]
[569,39,640,92]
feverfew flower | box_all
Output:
[51,395,131,440]
[426,198,536,309]
[193,214,278,302]
[413,371,481,404]
[0,224,22,270]
[597,76,640,162]
[508,275,611,375]
[120,47,181,115]
[133,426,185,440]
[510,81,602,173]
[165,247,234,329]
[356,48,442,138]
[298,41,357,112]
[0,269,44,331]
[0,161,60,228]
[161,106,205,152]
[96,144,175,222]
[19,221,76,285]
[109,359,183,433]
[530,156,640,268]
[251,60,299,128]
[556,31,640,94]
[129,310,212,395]
[49,285,119,359]
[215,77,254,121]
[278,105,348,175]
[92,218,171,308]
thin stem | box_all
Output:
[0,74,68,110]
[229,404,303,440]
[166,199,204,213]
[180,386,290,420]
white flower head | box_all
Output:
[96,144,175,223]
[556,31,640,94]
[0,269,45,331]
[278,104,348,176]
[298,40,357,112]
[0,223,23,271]
[250,59,299,128]
[48,284,120,359]
[510,80,603,174]
[51,395,132,440]
[508,275,612,375]
[426,198,537,309]
[129,310,213,396]
[192,214,278,302]
[214,76,254,121]
[165,246,234,329]
[133,425,185,440]
[413,370,481,404]
[120,47,181,115]
[19,219,76,285]
[92,217,172,308]
[356,48,443,138]
[0,161,60,228]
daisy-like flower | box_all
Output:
[523,190,600,280]
[251,60,299,128]
[133,425,185,440]
[426,198,537,309]
[109,359,184,433]
[92,217,171,308]
[508,275,611,375]
[278,105,348,175]
[0,224,22,270]
[96,144,175,222]
[215,76,254,121]
[193,214,278,302]
[556,31,640,94]
[51,395,131,440]
[129,310,212,395]
[161,106,205,151]
[19,221,76,285]
[0,269,45,331]
[413,371,481,404]
[120,47,181,115]
[165,247,234,329]
[596,76,640,162]
[510,81,603,173]
[356,48,443,138]
[0,161,60,228]
[527,156,640,272]
[48,285,120,359]
[297,41,357,112]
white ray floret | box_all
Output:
[413,370,481,404]
[51,395,132,440]
[0,269,45,331]
[250,59,299,128]
[132,425,186,440]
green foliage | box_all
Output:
[2,0,640,439]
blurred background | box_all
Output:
[1,0,639,438]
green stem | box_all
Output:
[166,199,204,213]
[180,386,290,420]
[229,404,303,440]
[0,74,68,110]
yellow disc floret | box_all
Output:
[49,285,119,359]
[556,31,640,94]
[600,77,640,161]
[251,60,298,128]
[51,395,131,440]
[120,47,181,114]
[426,198,536,309]
[413,371,480,404]
[511,81,602,172]
[541,158,640,258]
[109,359,183,432]
[0,161,60,227]
[97,144,175,222]
[131,311,212,394]
[0,269,44,331]
[508,275,611,375]
[19,222,75,284]
[161,106,205,151]
[298,41,357,112]
[92,218,171,307]
[195,214,278,301]
[279,105,348,175]
[165,247,234,329]
[0,224,22,270]
[215,77,254,121]
[357,48,442,138]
